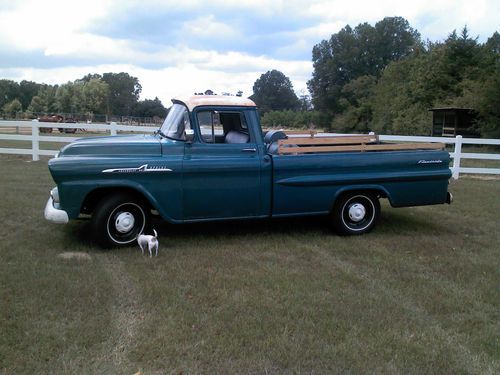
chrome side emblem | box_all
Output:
[418,160,443,164]
[102,164,173,173]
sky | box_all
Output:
[0,0,498,106]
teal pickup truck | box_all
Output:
[45,95,452,247]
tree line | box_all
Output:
[253,18,499,137]
[0,72,167,120]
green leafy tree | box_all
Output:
[443,27,482,83]
[331,75,376,133]
[0,80,20,110]
[19,80,41,110]
[308,17,421,113]
[370,48,442,135]
[56,78,109,114]
[36,85,58,113]
[132,97,167,118]
[250,70,300,112]
[27,95,46,113]
[261,110,329,130]
[102,72,142,116]
[82,78,109,114]
[55,82,77,113]
[369,27,498,136]
[2,98,22,118]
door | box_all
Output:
[182,109,264,220]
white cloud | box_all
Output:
[0,0,498,104]
[180,15,238,39]
[0,53,312,104]
[0,0,114,52]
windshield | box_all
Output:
[160,104,191,140]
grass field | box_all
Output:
[0,154,499,374]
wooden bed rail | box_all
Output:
[277,133,445,155]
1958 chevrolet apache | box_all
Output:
[45,95,452,247]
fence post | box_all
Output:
[31,119,39,161]
[110,121,117,136]
[452,135,462,179]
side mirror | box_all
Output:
[185,129,194,143]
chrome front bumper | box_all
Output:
[44,189,69,224]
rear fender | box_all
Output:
[331,185,391,212]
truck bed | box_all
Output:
[278,132,444,155]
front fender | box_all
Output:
[58,179,181,223]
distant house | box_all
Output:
[430,107,478,137]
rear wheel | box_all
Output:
[331,192,380,235]
[91,193,149,248]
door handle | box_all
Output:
[242,148,257,153]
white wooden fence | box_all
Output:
[1,120,499,179]
[0,120,157,159]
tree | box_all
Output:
[0,80,20,110]
[55,82,79,113]
[27,95,46,113]
[132,97,167,118]
[82,78,109,114]
[2,98,22,118]
[442,27,482,83]
[35,85,58,113]
[102,72,142,116]
[308,17,421,113]
[369,26,498,136]
[19,80,41,110]
[260,110,330,130]
[251,70,299,112]
[331,75,376,133]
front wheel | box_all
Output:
[331,192,380,235]
[91,193,149,248]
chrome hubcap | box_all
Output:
[348,203,366,222]
[115,212,135,233]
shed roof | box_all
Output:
[172,95,256,111]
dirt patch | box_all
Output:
[58,251,92,261]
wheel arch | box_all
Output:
[81,185,155,216]
[330,185,390,213]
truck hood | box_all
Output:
[58,134,162,157]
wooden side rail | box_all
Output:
[279,134,379,146]
[283,130,318,137]
[278,133,445,155]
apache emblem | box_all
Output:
[102,164,172,173]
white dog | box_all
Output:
[137,229,159,257]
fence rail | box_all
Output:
[1,120,499,179]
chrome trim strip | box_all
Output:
[102,164,173,173]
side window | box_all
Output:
[196,111,250,144]
[197,111,223,143]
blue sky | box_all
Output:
[0,0,498,105]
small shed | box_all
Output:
[429,107,478,137]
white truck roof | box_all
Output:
[172,95,256,111]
